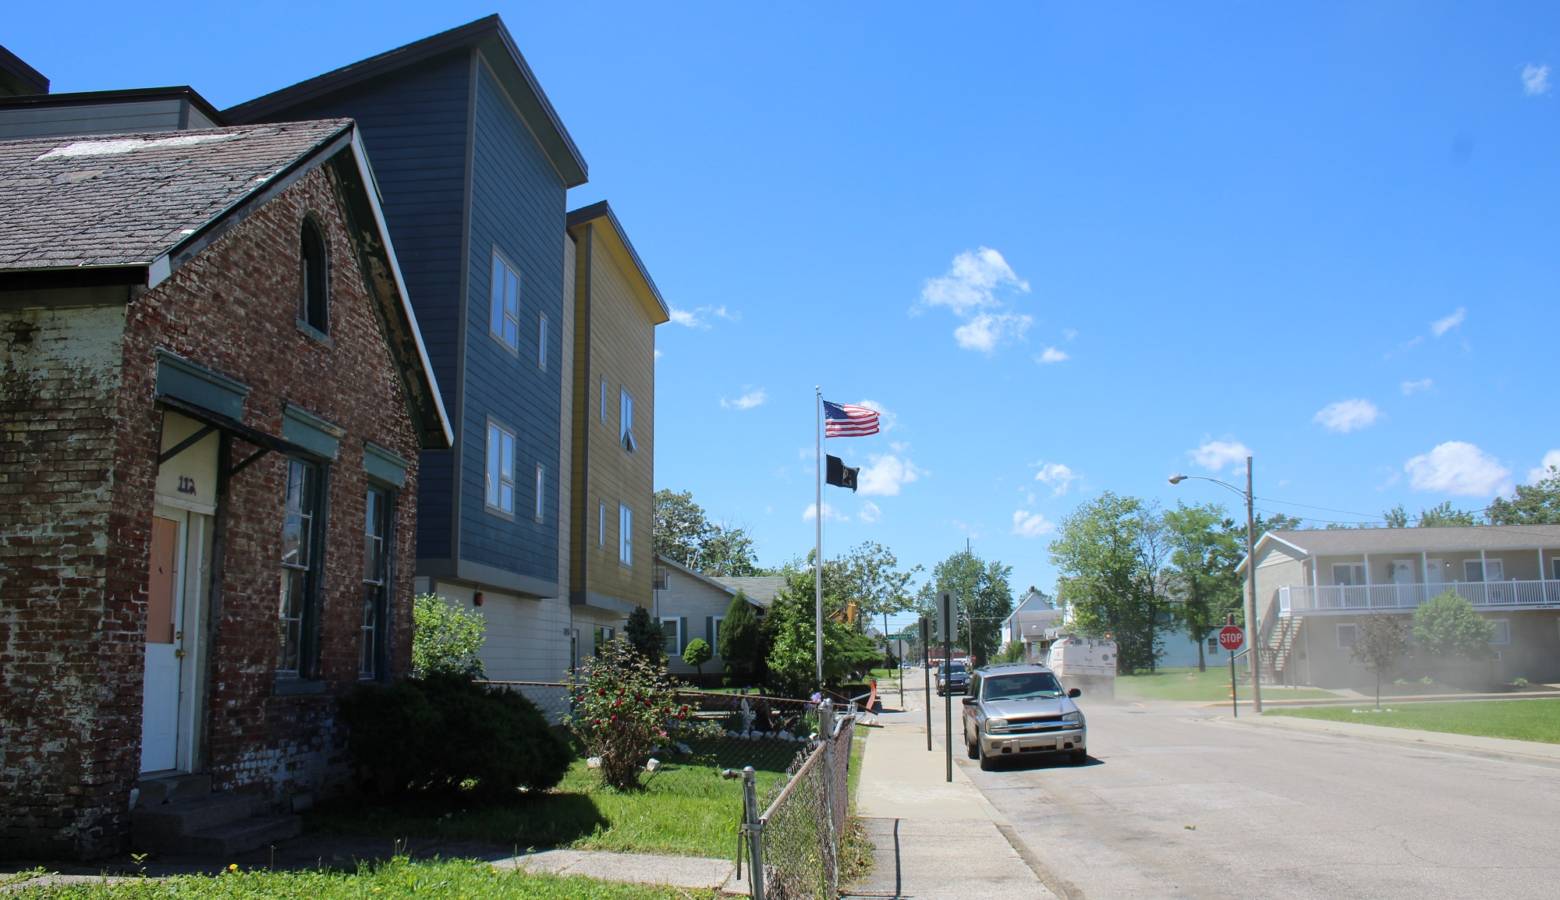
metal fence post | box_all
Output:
[742,766,765,900]
[818,699,840,896]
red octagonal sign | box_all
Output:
[1218,625,1244,652]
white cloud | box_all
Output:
[1401,378,1432,396]
[889,440,910,453]
[668,308,702,328]
[1032,462,1078,496]
[720,388,767,411]
[1190,439,1251,472]
[953,312,1033,353]
[919,247,1030,316]
[856,399,898,432]
[1036,346,1069,364]
[1523,63,1551,96]
[803,502,846,523]
[1011,509,1056,538]
[1404,441,1511,497]
[1062,328,1078,341]
[1528,450,1560,484]
[858,501,882,524]
[1430,307,1466,337]
[858,454,923,497]
[653,348,664,360]
[1312,399,1380,434]
[668,304,738,329]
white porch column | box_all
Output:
[1479,548,1489,606]
[1421,551,1430,605]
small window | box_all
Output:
[598,501,606,548]
[660,617,681,655]
[599,376,607,424]
[1206,637,1220,653]
[1336,623,1358,649]
[1332,563,1365,586]
[653,566,669,591]
[361,486,393,680]
[620,389,636,452]
[537,313,548,370]
[489,250,521,350]
[619,503,633,566]
[1489,619,1511,645]
[712,615,724,649]
[278,459,325,677]
[299,217,329,333]
[485,420,516,515]
[534,464,545,523]
[593,625,614,654]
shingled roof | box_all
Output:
[0,119,352,273]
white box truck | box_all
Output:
[1045,634,1117,700]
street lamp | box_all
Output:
[1169,456,1263,714]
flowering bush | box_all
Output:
[566,638,694,790]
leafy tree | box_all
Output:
[1382,505,1409,528]
[918,550,1014,667]
[412,594,486,678]
[838,541,921,663]
[993,640,1026,664]
[681,638,713,676]
[1352,614,1411,708]
[1488,466,1560,525]
[1050,493,1166,673]
[1163,502,1243,672]
[623,605,666,661]
[1413,591,1494,660]
[1417,501,1480,528]
[717,592,764,683]
[1252,511,1304,534]
[652,488,761,576]
[766,569,879,695]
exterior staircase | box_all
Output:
[1260,615,1300,685]
[132,774,301,856]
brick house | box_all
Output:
[0,119,451,858]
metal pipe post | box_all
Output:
[942,592,952,783]
[921,617,931,751]
[1245,456,1264,713]
[741,766,765,900]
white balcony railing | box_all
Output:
[1278,580,1560,614]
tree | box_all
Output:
[412,594,486,678]
[1382,505,1409,528]
[624,605,666,661]
[1488,466,1560,525]
[717,592,764,683]
[653,488,761,576]
[681,638,712,677]
[993,640,1025,664]
[838,542,921,664]
[1252,511,1303,534]
[1416,501,1480,528]
[1163,503,1243,672]
[918,550,1014,667]
[1050,493,1165,673]
[1413,591,1494,660]
[565,639,701,790]
[1352,614,1411,708]
[766,569,880,695]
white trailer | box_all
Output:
[1045,634,1117,699]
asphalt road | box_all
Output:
[922,687,1560,899]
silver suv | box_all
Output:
[961,663,1087,770]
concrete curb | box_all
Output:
[1201,688,1560,709]
[1230,710,1560,768]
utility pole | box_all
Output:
[942,592,952,783]
[1245,456,1264,714]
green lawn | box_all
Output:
[1266,698,1560,744]
[7,858,714,899]
[310,753,787,858]
[1114,666,1339,702]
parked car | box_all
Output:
[936,660,969,696]
[962,663,1086,770]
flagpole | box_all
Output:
[814,385,824,689]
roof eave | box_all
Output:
[567,200,669,322]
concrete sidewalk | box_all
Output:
[1236,710,1560,767]
[496,849,745,894]
[847,690,1055,899]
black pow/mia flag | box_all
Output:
[826,455,859,492]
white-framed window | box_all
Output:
[653,566,669,591]
[620,389,636,452]
[278,458,324,677]
[619,503,633,566]
[660,617,681,655]
[712,615,724,649]
[1553,557,1560,581]
[1489,619,1511,645]
[360,485,392,681]
[484,420,516,515]
[598,501,606,548]
[599,375,607,424]
[489,249,521,351]
[1206,636,1220,653]
[533,464,545,523]
[1464,559,1505,582]
[1336,623,1358,649]
[1332,563,1366,586]
[537,313,548,370]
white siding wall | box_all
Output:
[427,579,573,683]
[659,570,740,675]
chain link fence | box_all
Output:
[739,700,858,900]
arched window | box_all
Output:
[299,217,328,333]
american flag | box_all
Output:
[823,400,880,438]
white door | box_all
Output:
[140,511,186,773]
[1390,560,1415,584]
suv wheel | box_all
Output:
[1069,749,1087,765]
[966,731,979,760]
[978,739,996,771]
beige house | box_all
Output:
[565,202,669,658]
[652,556,781,678]
[1242,525,1560,688]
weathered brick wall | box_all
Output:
[0,161,424,859]
[0,304,130,858]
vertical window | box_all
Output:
[1336,624,1358,649]
[598,502,606,548]
[489,250,520,350]
[1489,619,1511,645]
[537,313,548,370]
[485,421,516,515]
[534,464,546,523]
[361,485,392,680]
[299,218,329,333]
[593,625,614,654]
[599,376,607,424]
[278,459,323,676]
[620,389,636,451]
[619,503,633,566]
[660,617,681,655]
[712,616,724,649]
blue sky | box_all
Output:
[14,3,1560,629]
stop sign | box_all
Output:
[1218,625,1244,652]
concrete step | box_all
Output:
[132,793,264,848]
[135,773,212,808]
[179,814,302,856]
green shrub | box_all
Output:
[682,638,713,676]
[1412,591,1494,661]
[411,594,486,678]
[566,639,701,790]
[338,675,570,802]
[624,605,667,661]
